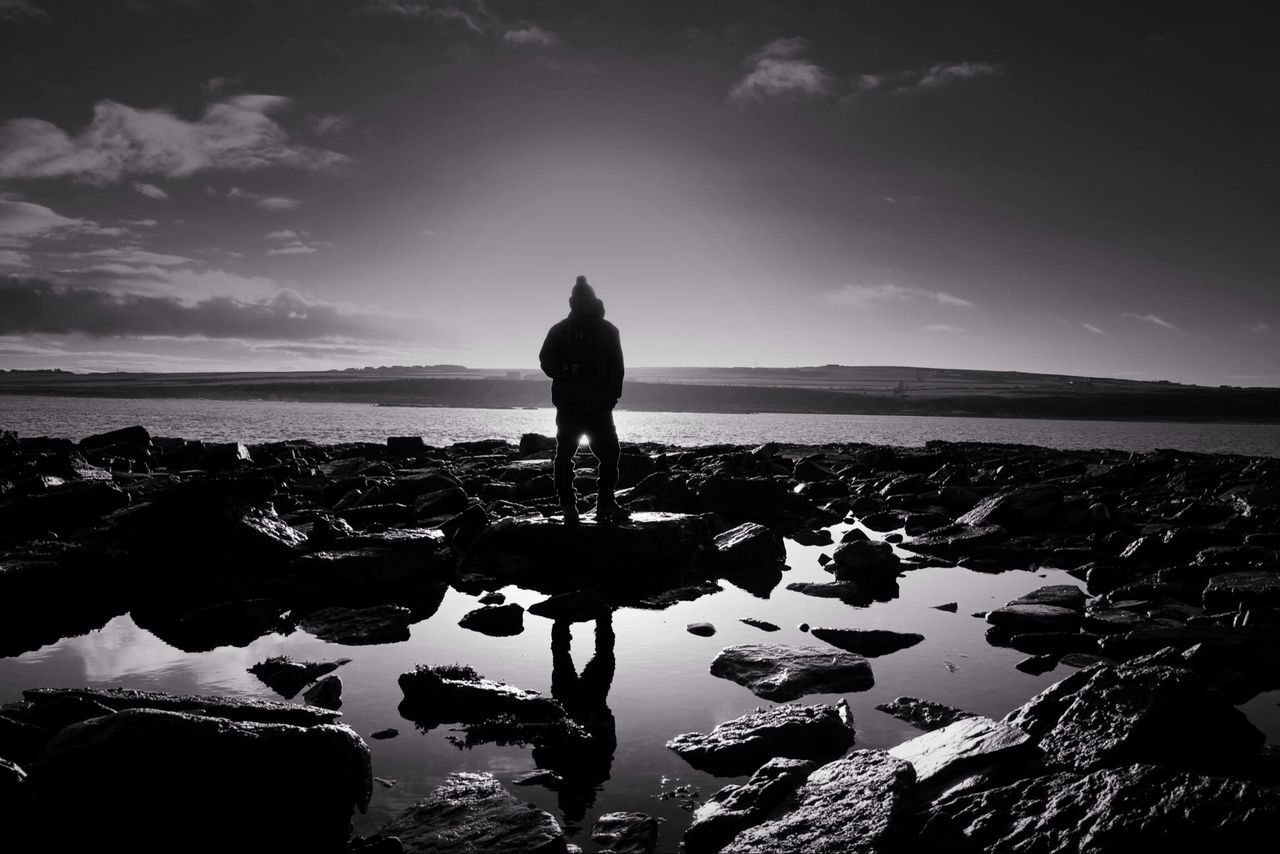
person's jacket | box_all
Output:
[539,298,624,411]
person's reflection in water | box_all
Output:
[536,613,617,826]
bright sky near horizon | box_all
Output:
[0,0,1276,385]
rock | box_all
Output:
[709,644,875,701]
[714,522,786,567]
[933,602,958,612]
[906,524,1007,558]
[1203,570,1280,611]
[986,604,1082,634]
[875,697,975,732]
[696,476,786,521]
[249,656,351,699]
[923,764,1280,852]
[478,591,505,605]
[387,436,427,454]
[957,484,1064,530]
[684,758,816,854]
[888,716,1034,790]
[79,425,151,449]
[591,811,660,854]
[791,527,833,546]
[527,590,611,622]
[23,686,339,727]
[412,487,470,518]
[23,708,370,850]
[0,756,25,818]
[513,769,564,789]
[0,480,130,535]
[380,771,568,854]
[371,728,399,740]
[164,598,289,652]
[1006,631,1098,656]
[304,675,343,710]
[520,433,557,455]
[201,441,252,470]
[397,665,565,724]
[1015,654,1058,674]
[810,627,924,657]
[459,603,525,637]
[667,703,856,776]
[830,540,900,579]
[1010,584,1087,610]
[300,605,414,645]
[287,528,450,594]
[687,622,717,637]
[787,580,862,600]
[0,714,47,767]
[722,750,916,854]
[859,510,904,532]
[740,618,780,632]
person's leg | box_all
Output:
[586,409,622,517]
[554,409,585,518]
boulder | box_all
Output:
[741,618,780,632]
[303,674,343,710]
[23,708,370,850]
[957,484,1064,530]
[379,771,567,854]
[459,603,525,637]
[684,758,816,854]
[985,604,1082,635]
[397,665,565,724]
[0,481,130,534]
[387,436,427,454]
[709,644,875,701]
[527,589,611,622]
[714,522,786,568]
[875,697,975,732]
[830,540,901,579]
[923,764,1280,852]
[300,605,414,645]
[887,716,1034,790]
[249,656,350,699]
[591,811,660,854]
[722,750,916,854]
[79,425,151,450]
[412,487,470,519]
[687,622,717,637]
[810,628,924,657]
[667,703,855,776]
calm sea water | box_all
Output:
[3,394,1280,456]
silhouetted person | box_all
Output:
[539,275,628,524]
[535,614,617,826]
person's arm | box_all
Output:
[539,326,561,379]
[607,326,624,404]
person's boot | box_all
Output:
[595,498,631,525]
[560,499,580,525]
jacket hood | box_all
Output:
[569,296,606,320]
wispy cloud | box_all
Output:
[849,61,1000,100]
[121,218,158,227]
[0,95,350,184]
[309,113,352,139]
[825,283,974,308]
[1123,312,1177,330]
[921,324,964,333]
[0,198,124,247]
[0,0,45,20]
[730,38,833,105]
[504,25,558,48]
[66,247,192,267]
[1082,322,1105,334]
[220,186,303,210]
[265,229,329,255]
[0,249,31,267]
[133,182,169,200]
[1246,322,1270,333]
[365,0,495,33]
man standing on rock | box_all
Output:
[539,275,629,524]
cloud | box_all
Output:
[0,95,350,184]
[848,61,1000,100]
[68,248,193,266]
[504,25,558,48]
[0,198,85,245]
[264,229,329,255]
[0,0,45,20]
[310,114,352,139]
[265,229,301,241]
[133,182,169,200]
[730,38,833,105]
[121,218,159,227]
[221,186,303,210]
[921,324,964,333]
[0,275,409,342]
[365,0,495,32]
[1246,322,1270,333]
[825,283,974,308]
[0,249,31,267]
[1082,322,1105,334]
[1123,312,1177,330]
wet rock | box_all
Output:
[957,484,1065,531]
[23,708,370,850]
[0,756,24,818]
[249,656,351,699]
[859,510,904,532]
[158,598,290,652]
[906,524,1007,558]
[1006,631,1098,656]
[387,436,427,454]
[696,476,786,521]
[527,589,611,622]
[684,758,816,854]
[23,686,339,726]
[459,603,525,636]
[1011,584,1087,610]
[477,591,505,605]
[791,527,833,546]
[0,480,130,535]
[304,674,343,710]
[412,487,470,519]
[923,764,1280,852]
[635,581,722,610]
[201,441,252,471]
[288,528,451,593]
[1203,570,1280,611]
[875,697,975,732]
[722,750,916,854]
[709,644,875,701]
[371,728,399,740]
[1015,654,1058,674]
[740,618,780,632]
[830,540,900,579]
[714,522,785,567]
[888,716,1034,791]
[513,769,564,789]
[786,580,863,601]
[810,627,924,657]
[79,425,151,450]
[667,703,855,776]
[986,604,1082,634]
[0,714,47,767]
[933,602,958,612]
[379,771,568,854]
[397,665,565,724]
[591,811,660,854]
[519,433,557,455]
[687,622,717,637]
[300,605,414,645]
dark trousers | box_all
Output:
[554,407,619,505]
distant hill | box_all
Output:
[1,365,1277,422]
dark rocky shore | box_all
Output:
[1,426,1279,851]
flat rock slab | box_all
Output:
[667,703,855,776]
[23,686,339,726]
[722,750,916,854]
[986,603,1082,634]
[1009,584,1087,611]
[810,628,924,657]
[925,764,1280,852]
[710,644,874,701]
[381,771,568,854]
[714,522,786,567]
[467,511,711,572]
[591,811,660,854]
[300,605,414,645]
[684,758,816,854]
[875,697,975,732]
[1203,570,1280,611]
[888,716,1034,789]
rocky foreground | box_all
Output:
[1,426,1279,851]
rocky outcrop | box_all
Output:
[709,644,875,701]
[684,758,816,854]
[667,703,855,776]
[300,605,415,645]
[875,697,976,732]
[591,811,660,854]
[887,716,1034,791]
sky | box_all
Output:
[0,0,1276,385]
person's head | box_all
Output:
[569,275,598,311]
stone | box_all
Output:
[810,627,924,657]
[986,604,1082,634]
[722,750,916,854]
[397,665,565,724]
[684,758,816,854]
[957,484,1064,530]
[740,618,780,632]
[830,539,900,579]
[933,602,959,612]
[23,708,370,850]
[478,591,505,605]
[380,772,568,854]
[923,764,1280,852]
[387,436,427,454]
[696,476,787,521]
[458,603,525,637]
[591,811,660,854]
[0,480,130,535]
[300,605,414,645]
[371,728,399,740]
[709,644,875,701]
[79,425,151,449]
[527,589,611,622]
[874,697,976,732]
[906,524,1008,558]
[1015,654,1058,674]
[249,656,351,699]
[303,675,343,710]
[23,686,338,727]
[1010,584,1087,611]
[667,703,856,776]
[714,522,786,568]
[412,487,470,518]
[1203,570,1280,611]
[687,622,717,637]
[888,716,1034,790]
